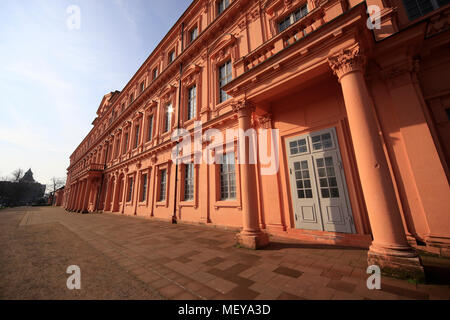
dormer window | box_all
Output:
[217,0,229,15]
[278,4,308,32]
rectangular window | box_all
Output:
[220,153,236,200]
[402,0,445,21]
[129,93,134,105]
[190,27,198,43]
[134,124,140,149]
[121,103,125,112]
[141,173,148,202]
[123,132,129,154]
[159,169,167,201]
[153,67,158,80]
[187,85,197,120]
[218,60,232,103]
[278,5,308,32]
[115,138,120,158]
[140,81,145,93]
[218,0,230,15]
[169,50,175,63]
[184,163,194,201]
[164,104,172,133]
[147,115,154,141]
[127,177,134,202]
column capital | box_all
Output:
[231,99,255,117]
[328,45,366,80]
[256,113,272,129]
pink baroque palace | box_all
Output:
[65,0,450,279]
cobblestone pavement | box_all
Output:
[1,207,449,300]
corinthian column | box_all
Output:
[328,44,423,279]
[233,100,269,249]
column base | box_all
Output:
[367,247,425,282]
[236,231,270,250]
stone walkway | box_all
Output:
[0,207,449,300]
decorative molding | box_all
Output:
[231,99,254,113]
[256,113,273,129]
[425,7,450,39]
[328,44,366,80]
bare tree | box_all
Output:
[48,177,66,194]
[12,169,24,182]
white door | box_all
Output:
[286,128,355,234]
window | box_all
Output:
[123,132,129,154]
[141,173,148,202]
[159,169,167,201]
[311,132,333,151]
[112,109,116,120]
[115,138,120,158]
[220,153,236,200]
[121,103,125,112]
[147,115,154,141]
[153,67,158,80]
[190,27,198,43]
[402,0,447,21]
[184,163,194,201]
[446,108,450,121]
[217,0,230,15]
[187,85,197,120]
[134,124,140,149]
[129,93,134,105]
[278,5,308,32]
[140,81,145,93]
[218,60,232,103]
[127,177,134,202]
[168,50,175,63]
[164,104,173,133]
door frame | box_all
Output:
[284,126,356,234]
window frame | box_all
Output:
[213,144,242,210]
[218,60,232,104]
[155,165,170,207]
[139,172,149,203]
[186,85,197,121]
[190,27,199,43]
[126,176,134,203]
[168,50,175,64]
[217,0,230,16]
[277,4,309,33]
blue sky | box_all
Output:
[0,0,192,187]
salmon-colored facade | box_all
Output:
[65,0,450,278]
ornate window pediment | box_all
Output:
[209,34,238,63]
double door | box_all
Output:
[286,128,355,234]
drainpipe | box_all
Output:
[95,142,109,212]
[172,23,185,224]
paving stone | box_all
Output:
[205,277,238,294]
[273,266,303,278]
[2,207,450,300]
[277,292,307,300]
[158,284,186,299]
[327,280,357,294]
